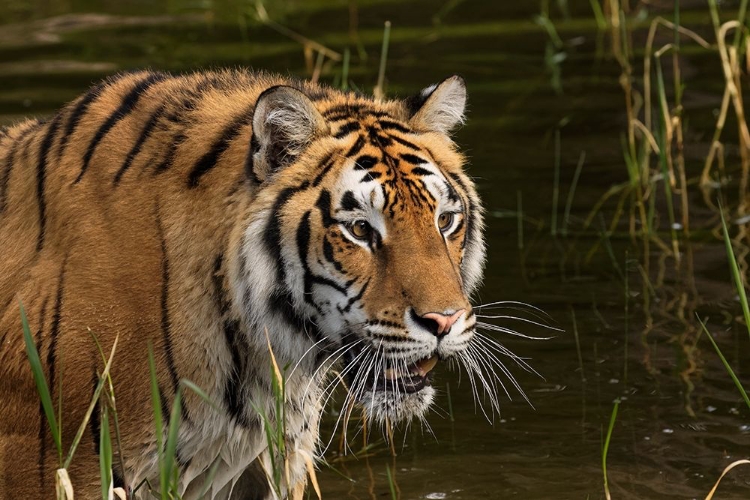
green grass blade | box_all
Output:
[733,0,749,50]
[602,399,620,500]
[563,151,585,236]
[163,388,182,497]
[385,464,398,500]
[100,405,112,500]
[341,47,350,91]
[64,335,118,469]
[719,205,750,339]
[180,379,219,411]
[533,13,563,49]
[588,0,607,30]
[374,21,391,99]
[20,301,62,463]
[697,316,750,411]
[147,345,165,497]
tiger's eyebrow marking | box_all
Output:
[340,191,362,211]
[333,121,361,139]
[410,166,433,177]
[400,153,428,165]
[353,155,377,170]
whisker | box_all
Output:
[477,321,555,340]
[474,333,541,376]
[473,300,552,318]
[475,315,563,332]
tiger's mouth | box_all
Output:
[345,354,439,395]
[374,356,438,394]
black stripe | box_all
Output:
[113,103,167,185]
[154,133,185,174]
[333,121,361,139]
[57,80,108,161]
[322,237,345,274]
[188,104,255,188]
[36,114,63,251]
[0,125,36,213]
[157,212,191,425]
[267,290,325,345]
[263,182,310,284]
[389,134,421,150]
[410,166,433,176]
[340,191,361,211]
[211,255,253,428]
[324,112,356,122]
[311,152,336,187]
[360,171,382,182]
[91,367,101,454]
[158,386,171,430]
[378,120,411,134]
[444,180,460,203]
[447,172,474,250]
[75,73,168,184]
[353,155,377,170]
[246,134,261,184]
[315,190,335,227]
[344,135,365,157]
[298,212,348,308]
[341,279,369,313]
[113,469,125,490]
[368,127,391,146]
[404,87,435,116]
[400,153,427,165]
[222,318,249,426]
[47,258,67,428]
[296,212,320,313]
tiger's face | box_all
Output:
[240,76,484,424]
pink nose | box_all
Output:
[422,309,465,336]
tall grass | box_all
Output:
[694,205,750,497]
[584,0,749,269]
[21,301,120,499]
[601,399,619,500]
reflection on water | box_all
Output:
[2,0,749,498]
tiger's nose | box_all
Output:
[421,309,465,336]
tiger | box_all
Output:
[0,69,486,499]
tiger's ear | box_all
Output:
[406,75,467,134]
[250,86,329,182]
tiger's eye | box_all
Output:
[349,220,372,240]
[438,212,454,231]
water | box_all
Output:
[2,1,749,498]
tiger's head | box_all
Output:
[237,76,485,424]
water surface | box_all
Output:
[2,1,749,498]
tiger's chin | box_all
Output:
[346,355,440,423]
[359,385,436,423]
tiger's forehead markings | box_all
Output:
[323,108,458,219]
[345,149,445,219]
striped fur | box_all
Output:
[0,69,485,499]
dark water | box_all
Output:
[2,1,750,498]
